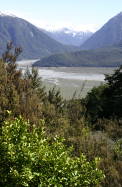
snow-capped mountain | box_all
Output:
[0,11,16,17]
[44,28,93,46]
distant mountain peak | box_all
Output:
[46,27,92,34]
[44,27,93,46]
[116,11,122,16]
[0,11,16,17]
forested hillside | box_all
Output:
[33,46,122,67]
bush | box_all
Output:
[0,117,104,187]
[83,66,122,123]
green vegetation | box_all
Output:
[0,43,122,186]
[0,116,104,187]
[83,66,122,123]
[34,47,122,67]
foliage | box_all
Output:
[0,117,104,187]
[48,87,65,113]
[0,43,122,186]
[0,43,45,124]
[0,43,22,122]
[104,65,122,117]
[114,138,122,160]
[83,66,122,122]
[82,85,107,124]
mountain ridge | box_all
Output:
[0,13,76,59]
[81,12,122,50]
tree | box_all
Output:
[104,65,122,117]
[0,43,45,124]
[83,66,122,122]
[0,43,22,122]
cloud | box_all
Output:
[29,20,100,32]
[5,10,100,32]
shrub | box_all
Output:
[83,66,122,122]
[0,117,104,187]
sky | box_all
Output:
[0,0,122,32]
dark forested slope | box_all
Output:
[33,47,122,67]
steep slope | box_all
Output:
[33,47,122,67]
[43,28,93,46]
[0,13,75,59]
[81,12,122,50]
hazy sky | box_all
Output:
[0,0,122,31]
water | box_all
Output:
[37,67,115,98]
[38,68,105,82]
[16,59,39,67]
[17,60,115,99]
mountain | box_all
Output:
[33,12,122,67]
[0,12,76,59]
[33,46,122,67]
[43,28,93,46]
[81,12,122,50]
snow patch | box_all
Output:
[0,11,16,17]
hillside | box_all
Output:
[0,13,76,59]
[81,12,122,50]
[33,47,122,67]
